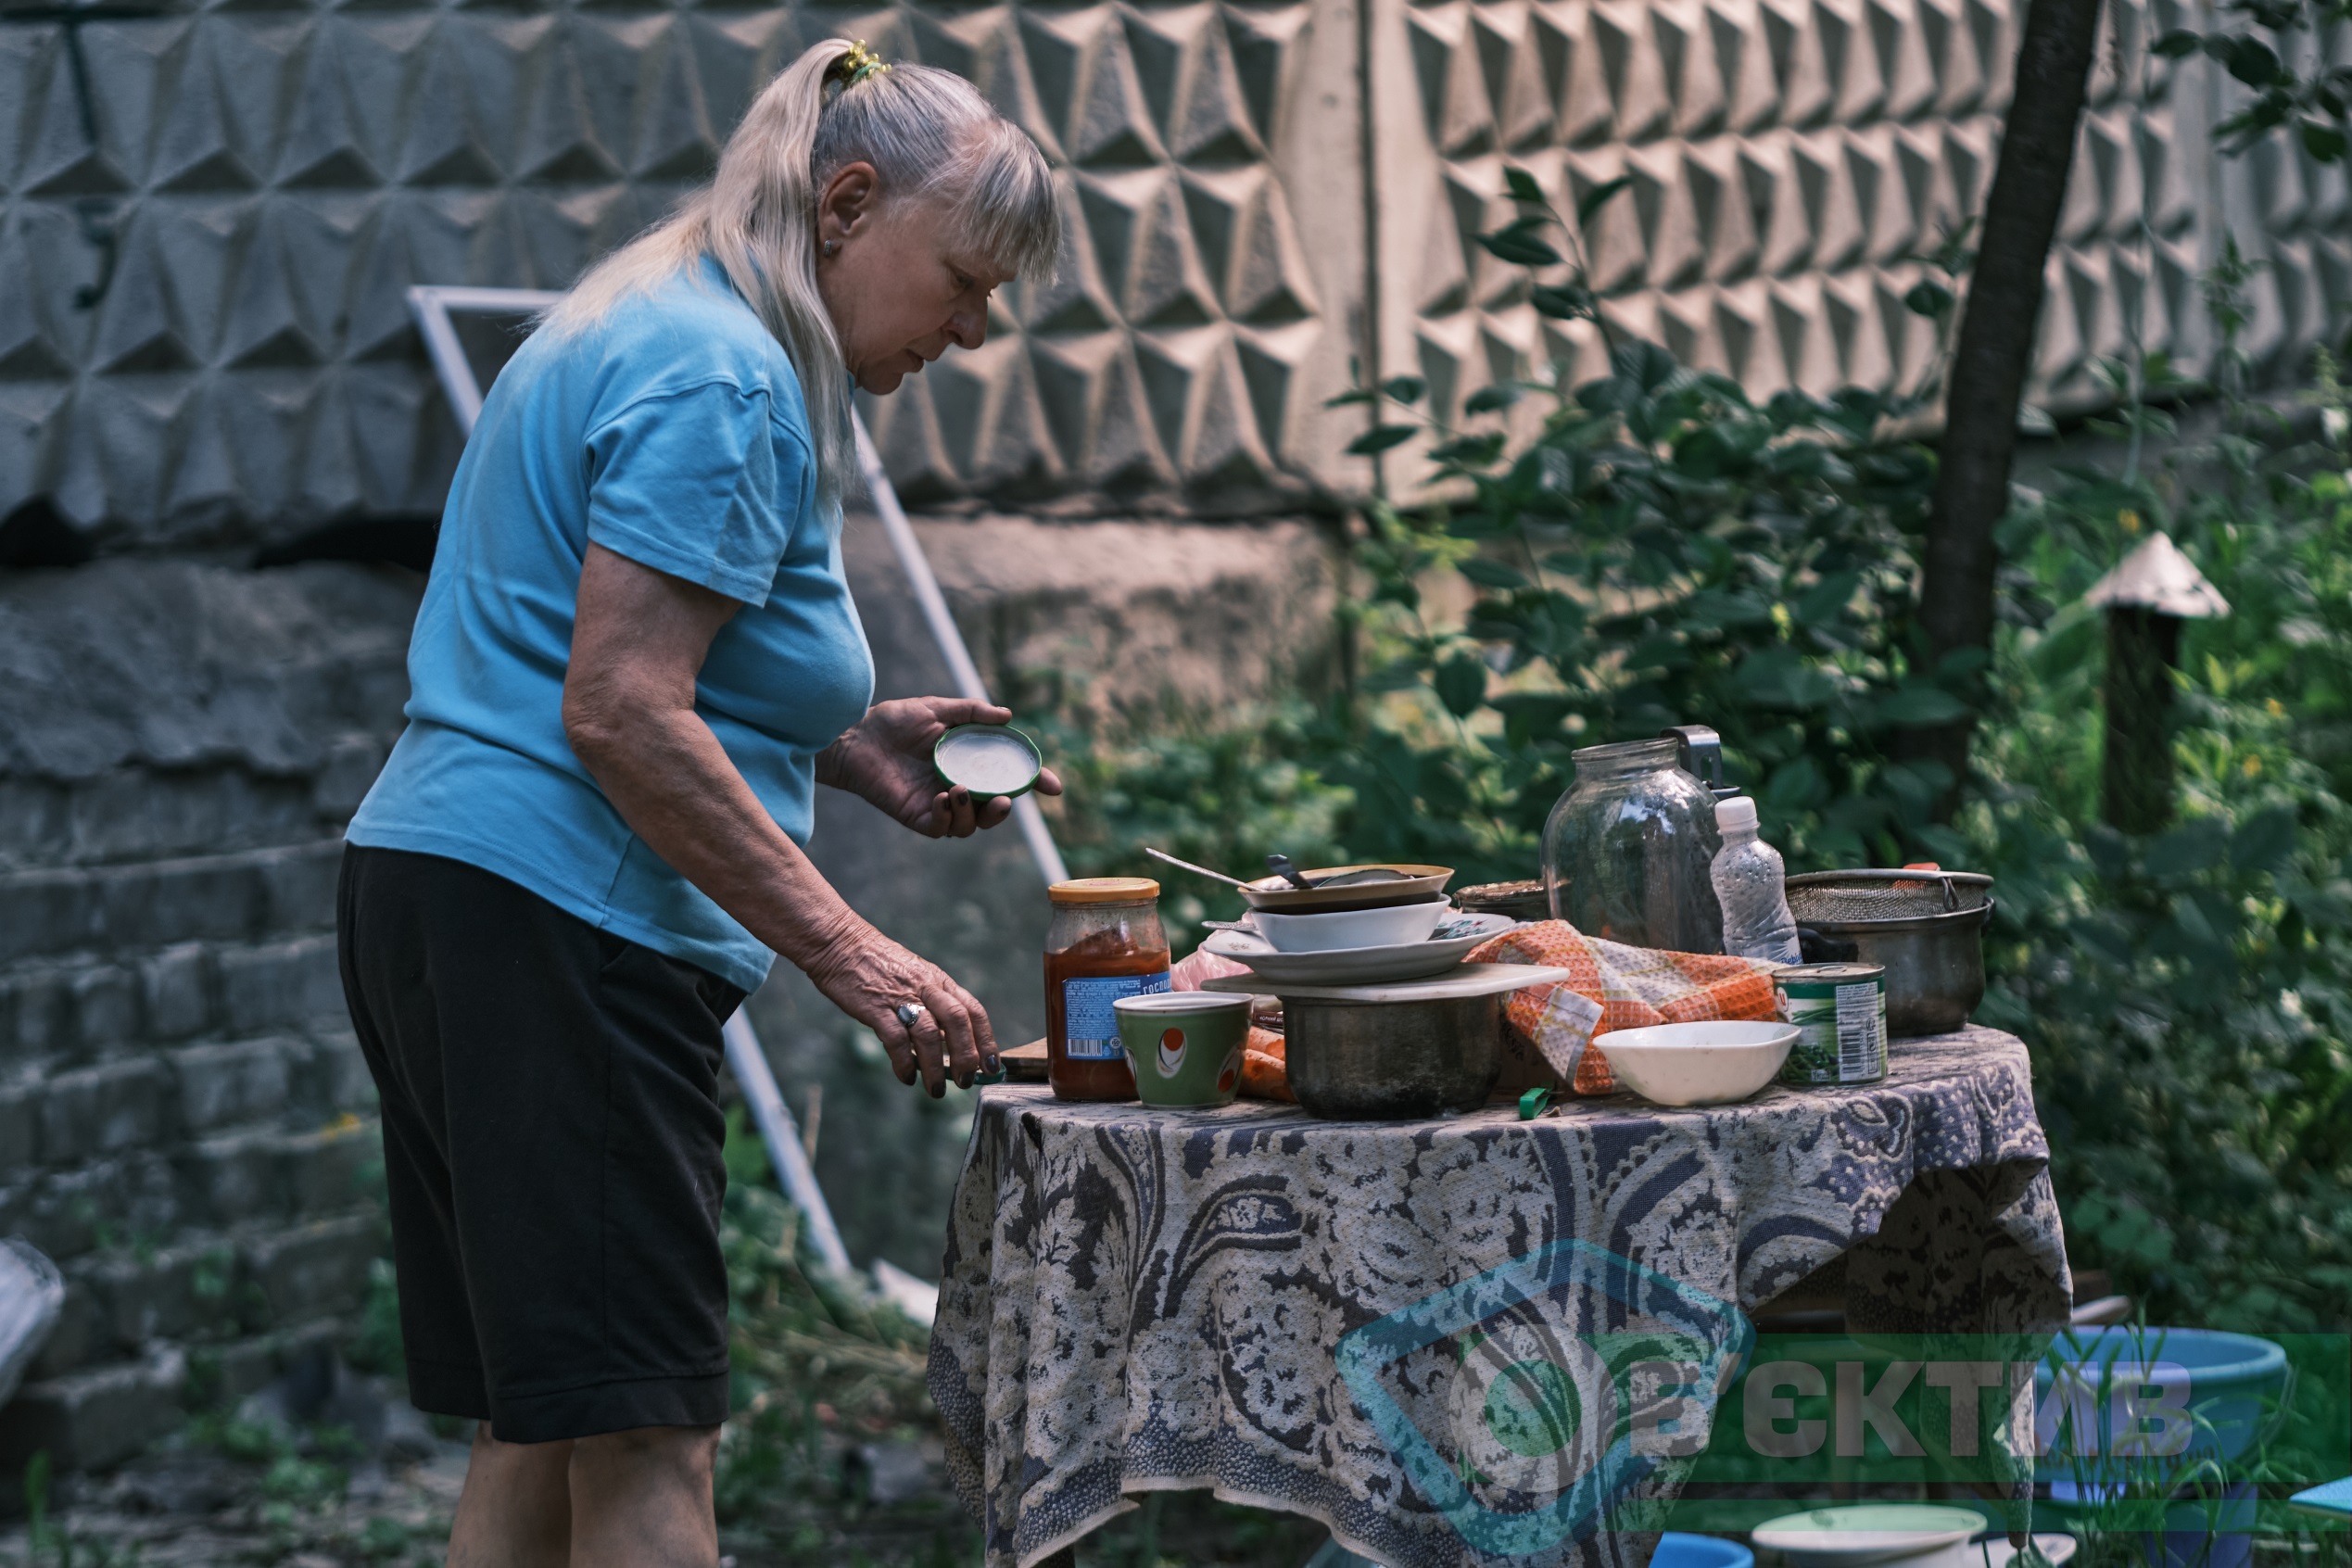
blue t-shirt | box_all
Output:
[348,258,875,993]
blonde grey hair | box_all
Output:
[546,41,1060,504]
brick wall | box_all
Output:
[0,559,422,1473]
[0,517,1332,1475]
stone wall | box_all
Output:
[1363,0,2314,422]
[0,561,420,1473]
[0,0,1359,547]
[8,0,2347,547]
[0,512,1334,1472]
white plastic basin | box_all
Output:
[1751,1506,1991,1568]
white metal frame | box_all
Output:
[406,285,561,434]
[851,416,1069,885]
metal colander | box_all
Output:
[1784,869,1993,926]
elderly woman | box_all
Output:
[336,41,1059,1566]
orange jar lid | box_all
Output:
[1048,877,1160,904]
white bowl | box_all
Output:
[1249,897,1452,954]
[1592,1019,1798,1106]
[1751,1506,1990,1568]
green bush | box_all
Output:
[1329,337,1948,877]
[1955,340,2352,1329]
[1031,178,2352,1333]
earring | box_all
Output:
[823,239,840,258]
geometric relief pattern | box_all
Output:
[0,0,1332,543]
[1379,0,2347,425]
[5,0,2346,543]
[854,1,1327,505]
[0,2,780,540]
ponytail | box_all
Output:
[546,41,1060,506]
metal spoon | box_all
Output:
[1145,846,1250,889]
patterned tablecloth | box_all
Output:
[928,1026,2072,1568]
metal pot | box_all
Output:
[1784,871,1994,1038]
[1456,879,1551,923]
[1282,993,1502,1119]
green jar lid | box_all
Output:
[932,722,1043,801]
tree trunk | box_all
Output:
[1911,0,2107,806]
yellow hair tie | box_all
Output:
[835,40,891,86]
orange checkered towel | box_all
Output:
[1465,921,1785,1094]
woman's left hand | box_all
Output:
[817,698,1063,837]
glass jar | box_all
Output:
[1540,737,1725,952]
[1043,878,1170,1101]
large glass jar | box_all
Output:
[1043,878,1170,1101]
[1541,738,1725,952]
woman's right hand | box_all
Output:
[803,924,998,1096]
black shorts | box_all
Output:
[336,845,747,1443]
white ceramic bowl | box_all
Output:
[1592,1019,1798,1106]
[1250,897,1452,954]
[1751,1506,1990,1568]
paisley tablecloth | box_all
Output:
[928,1026,2071,1568]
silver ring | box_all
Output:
[894,1001,928,1030]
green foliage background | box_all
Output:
[1040,193,2352,1334]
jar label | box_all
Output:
[1062,971,1171,1059]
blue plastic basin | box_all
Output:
[2037,1329,2286,1568]
[2034,1327,2287,1473]
[1654,1532,1756,1568]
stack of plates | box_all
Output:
[1200,911,1519,985]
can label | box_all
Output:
[1777,964,1888,1084]
[1062,971,1170,1059]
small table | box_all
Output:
[929,1026,2070,1568]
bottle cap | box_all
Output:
[1715,795,1758,830]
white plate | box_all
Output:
[1199,913,1521,986]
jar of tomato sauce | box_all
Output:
[1043,879,1170,1101]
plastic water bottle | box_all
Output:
[1710,796,1802,966]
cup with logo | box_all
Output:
[1114,992,1252,1108]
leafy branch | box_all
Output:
[2156,0,2352,160]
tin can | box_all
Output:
[1775,963,1888,1084]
